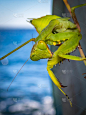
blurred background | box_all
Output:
[0,0,55,115]
[0,0,86,115]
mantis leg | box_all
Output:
[0,38,35,60]
[56,32,86,62]
[47,66,72,107]
[45,31,77,45]
[58,54,86,61]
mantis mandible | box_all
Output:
[0,4,86,107]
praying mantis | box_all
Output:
[0,4,86,107]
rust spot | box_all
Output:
[84,76,86,79]
[82,73,86,75]
[82,73,86,79]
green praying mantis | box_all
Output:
[0,4,86,107]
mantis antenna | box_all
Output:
[7,57,29,91]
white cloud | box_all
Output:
[0,0,51,29]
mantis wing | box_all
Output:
[27,15,60,34]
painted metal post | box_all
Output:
[51,0,86,115]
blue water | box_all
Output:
[0,29,55,115]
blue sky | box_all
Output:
[0,0,52,29]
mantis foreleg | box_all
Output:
[0,38,35,60]
[47,67,72,107]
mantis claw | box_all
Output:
[68,59,70,62]
[61,85,67,88]
[59,87,72,107]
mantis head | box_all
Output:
[30,40,52,61]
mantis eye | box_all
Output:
[37,41,47,50]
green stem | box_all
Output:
[71,3,86,12]
[71,3,86,32]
